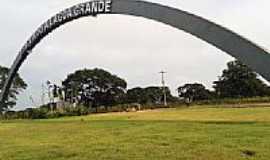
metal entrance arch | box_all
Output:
[1,0,270,107]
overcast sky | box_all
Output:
[1,0,270,110]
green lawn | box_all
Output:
[1,106,270,160]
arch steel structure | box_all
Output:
[1,0,270,107]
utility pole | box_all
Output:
[29,95,37,108]
[46,80,54,110]
[159,71,167,106]
[41,83,45,106]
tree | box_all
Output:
[177,83,212,102]
[126,87,147,104]
[62,68,127,109]
[213,60,270,98]
[126,86,174,105]
[144,87,165,104]
[0,65,27,111]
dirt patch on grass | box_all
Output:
[241,150,256,157]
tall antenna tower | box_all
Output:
[41,83,45,106]
[159,71,167,106]
[29,95,37,108]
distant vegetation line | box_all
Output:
[1,60,270,119]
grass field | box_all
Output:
[1,106,270,160]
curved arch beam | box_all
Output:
[1,0,270,106]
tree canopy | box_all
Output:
[177,83,212,102]
[213,60,270,98]
[62,68,127,108]
[0,65,27,111]
[126,86,174,104]
[126,87,146,104]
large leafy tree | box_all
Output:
[62,68,127,108]
[126,86,174,104]
[126,87,147,104]
[177,83,212,102]
[144,87,170,104]
[0,65,27,111]
[213,60,270,98]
